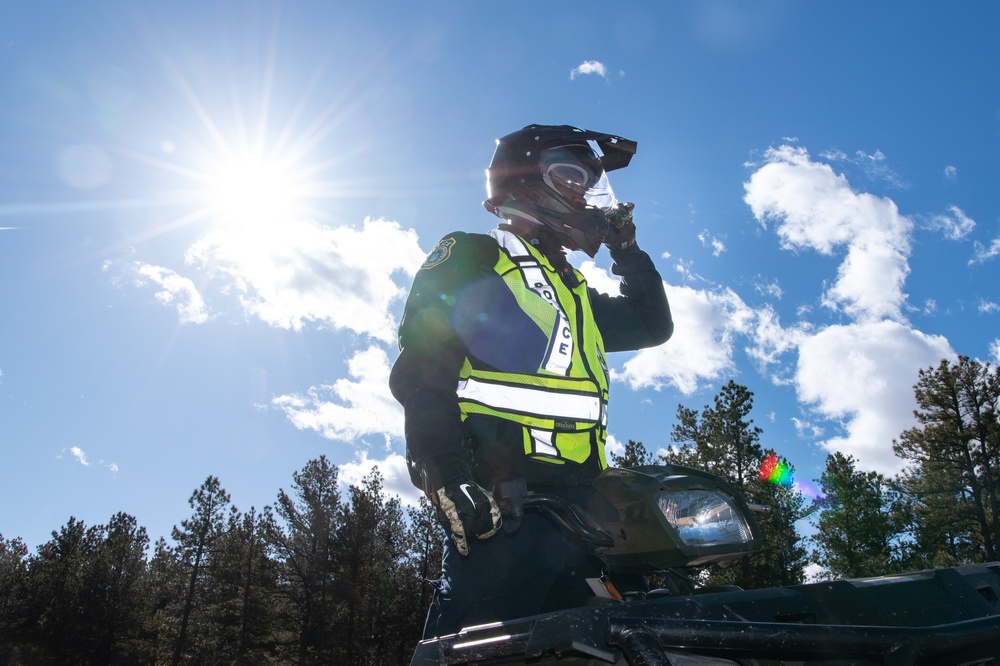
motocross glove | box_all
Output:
[604,202,637,251]
[435,479,502,556]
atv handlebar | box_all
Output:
[493,478,614,548]
[522,493,614,548]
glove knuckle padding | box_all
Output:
[436,481,502,555]
[479,495,502,540]
[436,487,470,555]
[605,202,637,251]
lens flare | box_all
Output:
[758,452,793,487]
[793,479,826,502]
[759,453,826,501]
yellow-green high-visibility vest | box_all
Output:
[456,229,610,468]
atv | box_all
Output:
[410,465,1000,665]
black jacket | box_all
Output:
[389,228,672,494]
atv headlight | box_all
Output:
[657,489,753,547]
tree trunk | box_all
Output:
[172,537,205,666]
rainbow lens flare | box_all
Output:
[758,453,793,487]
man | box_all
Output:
[389,124,672,638]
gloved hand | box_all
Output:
[434,479,502,556]
[604,202,637,251]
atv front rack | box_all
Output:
[410,563,1000,665]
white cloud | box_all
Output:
[791,417,824,439]
[817,149,846,162]
[131,263,210,324]
[614,284,754,394]
[854,150,906,188]
[794,321,953,473]
[970,235,1000,265]
[979,299,1000,314]
[820,148,905,187]
[577,259,622,295]
[991,340,1000,365]
[570,60,608,80]
[61,446,119,475]
[185,216,425,341]
[272,345,404,442]
[698,229,726,256]
[70,446,90,466]
[741,147,965,475]
[944,165,957,180]
[604,434,674,465]
[745,305,805,380]
[926,205,976,240]
[743,145,913,323]
[753,277,783,300]
[673,258,697,282]
[804,562,828,582]
[605,433,624,460]
[115,216,425,338]
[339,451,423,507]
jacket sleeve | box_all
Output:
[389,233,484,494]
[589,243,673,353]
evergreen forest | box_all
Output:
[1,355,997,664]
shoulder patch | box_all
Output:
[421,237,456,270]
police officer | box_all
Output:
[389,124,673,638]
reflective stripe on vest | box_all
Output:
[456,229,609,467]
[457,374,603,426]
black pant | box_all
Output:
[422,511,603,638]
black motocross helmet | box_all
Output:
[484,124,637,257]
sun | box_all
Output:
[96,19,374,250]
[114,49,357,242]
[206,153,300,227]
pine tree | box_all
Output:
[17,515,153,664]
[610,439,656,468]
[896,463,981,567]
[211,506,279,664]
[335,469,413,665]
[811,452,907,579]
[403,497,444,640]
[893,357,1000,563]
[20,517,102,663]
[668,380,763,488]
[266,456,342,664]
[0,534,29,663]
[87,513,153,663]
[168,476,232,665]
[148,537,185,663]
[744,455,809,588]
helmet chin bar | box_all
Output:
[494,199,609,258]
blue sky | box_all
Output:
[2,1,998,551]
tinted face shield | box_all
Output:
[534,144,618,257]
[539,145,618,215]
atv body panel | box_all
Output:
[411,562,1000,665]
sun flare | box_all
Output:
[103,31,368,248]
[207,155,298,227]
